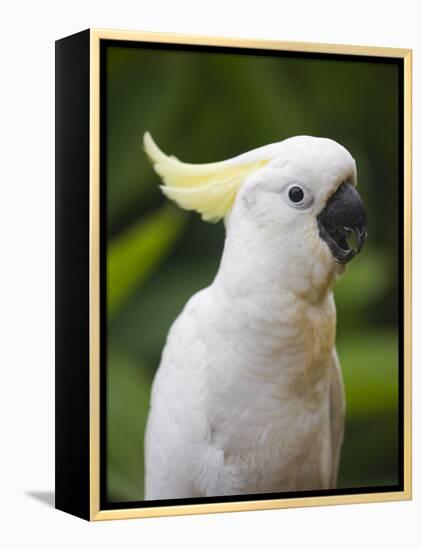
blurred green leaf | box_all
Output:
[107,348,152,502]
[336,329,399,487]
[338,330,398,420]
[109,255,219,368]
[107,204,187,316]
[335,247,392,324]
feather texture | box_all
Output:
[143,132,268,222]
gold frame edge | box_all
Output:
[89,29,101,521]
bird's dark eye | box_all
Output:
[288,186,304,203]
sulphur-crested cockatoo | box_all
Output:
[143,133,367,499]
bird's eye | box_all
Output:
[283,184,313,210]
[288,186,304,203]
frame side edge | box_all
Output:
[55,28,91,521]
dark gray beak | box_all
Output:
[317,181,367,264]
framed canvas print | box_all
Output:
[55,28,412,521]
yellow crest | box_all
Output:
[143,132,268,222]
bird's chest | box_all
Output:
[202,376,333,494]
[201,298,336,491]
[208,295,336,397]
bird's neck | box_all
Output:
[214,224,338,305]
[209,229,337,396]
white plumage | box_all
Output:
[143,134,363,499]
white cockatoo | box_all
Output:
[143,132,367,499]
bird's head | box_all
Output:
[144,133,367,295]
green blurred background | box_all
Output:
[105,45,400,502]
